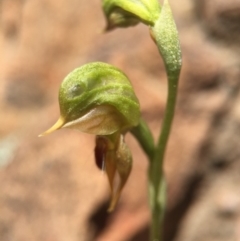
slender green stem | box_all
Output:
[148,1,182,239]
[130,75,179,241]
[148,75,178,240]
[131,118,155,161]
[101,1,181,240]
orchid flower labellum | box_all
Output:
[40,62,140,211]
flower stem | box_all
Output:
[131,118,155,161]
[148,1,182,239]
[148,73,178,240]
[104,1,182,239]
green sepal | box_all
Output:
[102,0,161,30]
[40,62,140,136]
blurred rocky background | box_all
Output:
[1,0,240,240]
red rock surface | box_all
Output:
[1,0,240,241]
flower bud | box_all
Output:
[39,62,140,136]
[102,0,160,30]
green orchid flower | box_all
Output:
[40,62,140,211]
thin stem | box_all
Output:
[131,118,155,161]
[101,1,181,240]
[148,75,178,240]
[148,1,182,239]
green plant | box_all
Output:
[40,62,140,212]
[40,0,181,240]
